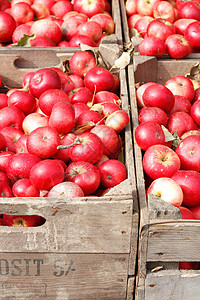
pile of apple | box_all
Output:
[135,75,200,269]
[0,50,129,208]
[0,0,114,47]
[126,0,200,58]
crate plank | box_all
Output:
[0,198,133,253]
[0,253,129,300]
[145,270,200,300]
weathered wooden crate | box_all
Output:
[0,45,138,299]
[127,56,200,300]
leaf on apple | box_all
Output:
[161,125,175,142]
[14,34,36,47]
[185,62,200,82]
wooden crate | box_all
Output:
[0,45,138,299]
[127,56,200,300]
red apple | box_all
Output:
[47,181,84,197]
[147,19,175,42]
[146,177,183,207]
[90,13,115,35]
[73,0,105,18]
[153,1,175,23]
[138,36,166,57]
[165,34,192,59]
[3,215,41,227]
[143,144,181,180]
[179,206,196,219]
[165,76,195,102]
[134,16,154,38]
[175,135,200,171]
[22,112,49,134]
[10,2,34,25]
[69,51,97,78]
[138,106,168,126]
[167,95,191,117]
[76,21,102,41]
[172,170,200,207]
[167,111,195,137]
[12,178,40,197]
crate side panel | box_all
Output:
[0,253,129,300]
[145,270,200,300]
[0,199,133,253]
[147,222,200,262]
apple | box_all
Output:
[7,90,36,115]
[69,51,97,78]
[50,0,73,18]
[174,18,196,35]
[105,110,130,133]
[0,182,13,197]
[65,161,101,195]
[73,102,90,120]
[0,151,15,172]
[146,177,183,207]
[90,13,115,35]
[49,101,75,135]
[30,18,62,45]
[6,152,41,181]
[33,0,54,10]
[47,181,84,197]
[138,36,166,57]
[147,19,175,42]
[0,0,10,12]
[76,21,103,41]
[12,23,31,43]
[181,129,200,139]
[15,134,29,153]
[172,170,200,207]
[165,76,195,102]
[98,159,127,188]
[179,206,196,219]
[179,1,200,21]
[53,132,76,162]
[12,178,40,197]
[29,159,64,190]
[69,87,94,105]
[167,111,195,137]
[31,3,50,20]
[76,109,104,128]
[142,144,180,179]
[68,74,84,89]
[128,14,142,29]
[10,2,34,25]
[125,0,137,16]
[165,34,192,59]
[167,95,191,117]
[38,88,70,116]
[153,1,175,23]
[27,126,60,159]
[136,82,156,108]
[0,94,8,109]
[30,36,56,47]
[3,214,41,227]
[134,16,154,38]
[179,262,200,270]
[185,21,200,51]
[190,99,200,126]
[143,83,175,112]
[0,106,25,131]
[190,205,200,219]
[0,127,23,152]
[50,68,75,94]
[73,0,105,18]
[0,12,16,43]
[84,66,115,93]
[61,15,85,41]
[135,122,165,150]
[94,91,120,105]
[22,112,49,134]
[175,135,200,171]
[28,68,61,99]
[68,34,97,47]
[136,0,160,16]
[138,106,168,126]
[67,132,103,164]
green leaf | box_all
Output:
[16,34,36,47]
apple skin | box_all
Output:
[179,262,200,270]
[138,36,166,57]
[12,178,40,197]
[76,21,102,42]
[146,177,183,207]
[134,16,154,38]
[29,159,65,190]
[179,206,196,219]
[0,12,16,43]
[153,1,175,23]
[139,106,168,126]
[171,170,200,207]
[136,0,160,16]
[143,144,181,180]
[147,18,175,42]
[190,99,200,126]
[90,13,115,35]
[190,205,200,219]
[174,18,196,35]
[47,181,84,198]
[135,122,165,151]
[22,112,49,135]
[167,111,196,137]
[65,161,101,195]
[165,76,195,102]
[3,215,42,227]
[69,51,97,78]
[26,126,60,159]
[179,1,200,21]
[165,34,192,59]
[175,135,200,171]
[143,83,175,112]
[136,82,156,108]
[73,0,105,18]
[125,0,137,16]
[167,95,191,118]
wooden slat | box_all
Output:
[145,270,200,300]
[0,253,129,299]
[0,198,133,254]
[147,221,200,262]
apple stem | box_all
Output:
[57,136,81,150]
